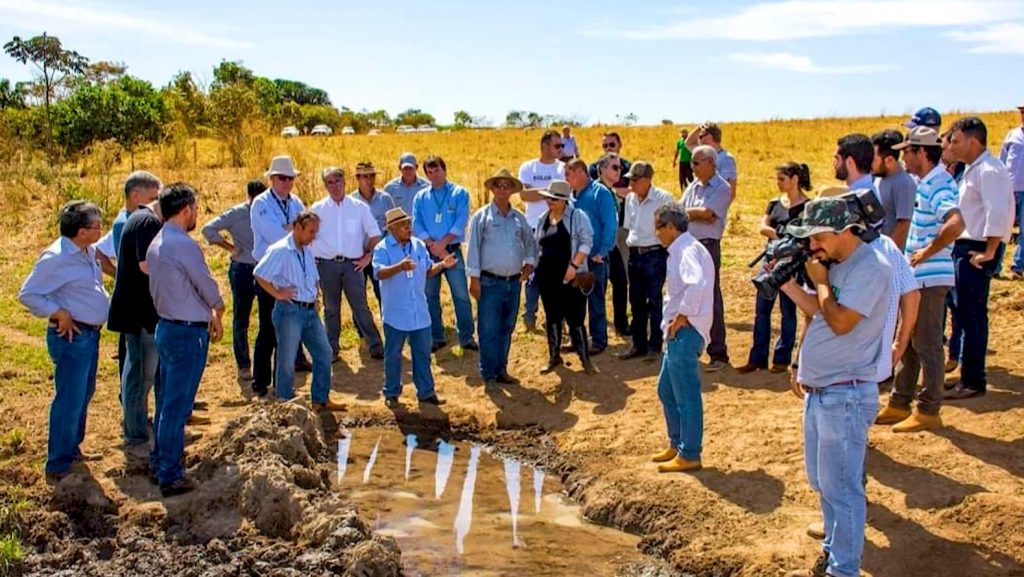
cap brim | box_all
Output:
[904,120,919,129]
[400,162,416,168]
[787,224,836,238]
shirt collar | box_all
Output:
[59,235,93,258]
[286,233,301,252]
[922,164,947,184]
[667,231,690,255]
[966,150,993,172]
[850,174,874,190]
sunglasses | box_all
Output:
[607,165,622,171]
[274,175,295,182]
[602,143,617,149]
[493,182,514,190]
[552,143,565,149]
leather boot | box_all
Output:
[572,326,597,375]
[541,321,563,374]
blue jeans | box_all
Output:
[121,327,159,445]
[477,276,521,380]
[803,382,878,577]
[748,291,796,367]
[45,326,99,474]
[1012,191,1024,273]
[657,327,705,461]
[586,259,609,350]
[953,239,1003,391]
[272,301,333,403]
[425,250,475,346]
[523,273,541,327]
[153,321,209,486]
[228,261,255,370]
[383,324,435,400]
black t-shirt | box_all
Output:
[765,197,806,232]
[108,206,162,334]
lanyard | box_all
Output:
[431,184,450,215]
[273,194,291,224]
[295,246,307,275]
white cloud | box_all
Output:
[585,0,1024,41]
[0,0,250,50]
[729,52,894,74]
[946,22,1024,54]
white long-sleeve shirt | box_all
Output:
[661,232,715,345]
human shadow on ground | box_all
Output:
[934,425,1024,479]
[867,446,986,510]
[484,377,578,432]
[944,365,1023,415]
[726,321,754,333]
[694,467,785,514]
[563,360,636,415]
[864,501,1023,577]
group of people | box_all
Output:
[19,102,1023,576]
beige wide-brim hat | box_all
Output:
[265,155,300,178]
[385,207,412,228]
[538,180,572,201]
[355,162,379,176]
[483,168,524,192]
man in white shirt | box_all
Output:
[518,130,566,331]
[648,203,714,474]
[310,167,384,361]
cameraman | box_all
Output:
[781,197,892,577]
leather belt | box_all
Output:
[160,318,209,328]
[481,270,519,281]
[289,300,316,309]
[805,379,869,394]
[629,245,665,255]
[49,320,102,332]
[316,255,355,263]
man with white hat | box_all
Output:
[384,152,429,216]
[250,155,309,398]
[999,99,1024,279]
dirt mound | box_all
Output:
[22,403,402,576]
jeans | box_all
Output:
[383,324,435,400]
[1012,191,1024,273]
[425,249,475,346]
[892,286,949,415]
[45,326,99,474]
[317,258,383,357]
[153,321,209,486]
[609,239,629,332]
[748,291,796,367]
[477,276,521,380]
[363,265,381,305]
[699,238,729,362]
[627,248,667,354]
[953,239,1004,392]
[121,327,159,445]
[657,327,705,461]
[803,382,878,577]
[272,301,333,403]
[253,283,308,396]
[586,259,610,350]
[228,261,255,370]
[522,273,541,327]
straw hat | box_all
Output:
[265,155,300,178]
[483,168,523,192]
[385,207,412,228]
[355,161,378,176]
[538,180,572,201]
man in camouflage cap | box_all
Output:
[781,196,893,577]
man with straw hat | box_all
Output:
[466,168,538,387]
[373,207,454,408]
[349,161,395,304]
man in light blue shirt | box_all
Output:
[565,159,618,354]
[349,161,395,304]
[374,207,454,407]
[383,152,429,216]
[19,200,108,482]
[467,169,537,386]
[411,155,477,351]
[254,211,344,412]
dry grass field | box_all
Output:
[1,112,1022,576]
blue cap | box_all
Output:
[905,107,942,129]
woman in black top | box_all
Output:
[737,162,811,374]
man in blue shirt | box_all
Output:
[383,152,429,216]
[565,159,618,355]
[411,155,478,351]
[19,200,109,482]
[374,207,454,407]
[349,161,395,305]
[255,211,345,412]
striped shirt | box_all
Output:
[872,235,918,382]
[905,165,959,288]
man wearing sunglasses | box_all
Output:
[518,130,566,331]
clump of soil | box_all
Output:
[20,403,402,576]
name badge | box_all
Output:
[406,269,414,278]
[435,213,443,224]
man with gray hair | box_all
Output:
[685,122,738,195]
[681,145,735,371]
[113,171,162,256]
[649,202,714,474]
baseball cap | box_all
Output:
[786,197,862,238]
[398,152,417,168]
[904,107,942,129]
[624,161,654,180]
[893,126,942,149]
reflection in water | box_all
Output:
[533,467,545,514]
[363,435,381,484]
[405,434,418,481]
[453,444,481,554]
[337,435,351,480]
[435,440,455,500]
[504,458,523,547]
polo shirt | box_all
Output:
[383,176,429,216]
[681,174,733,240]
[250,188,305,261]
[466,203,537,278]
[108,206,161,334]
[372,235,433,332]
[349,189,395,235]
[254,234,320,303]
[906,165,959,288]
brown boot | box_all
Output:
[657,455,702,473]
[313,398,347,412]
[650,447,677,463]
[892,410,943,433]
[874,405,911,425]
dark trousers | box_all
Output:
[609,244,629,333]
[363,266,381,305]
[749,291,796,367]
[253,283,307,396]
[892,286,949,415]
[317,258,383,357]
[628,248,667,354]
[228,261,256,370]
[952,239,1004,392]
[699,238,729,362]
[678,162,694,192]
[539,276,586,329]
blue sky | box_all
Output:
[1,0,1022,125]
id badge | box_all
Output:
[435,213,443,224]
[406,269,414,278]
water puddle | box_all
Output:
[335,427,642,576]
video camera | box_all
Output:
[748,188,885,300]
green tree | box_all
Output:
[209,81,261,166]
[163,71,210,135]
[83,61,126,86]
[505,110,524,128]
[210,59,256,90]
[396,108,435,127]
[50,75,165,155]
[0,78,26,110]
[453,110,473,128]
[273,79,331,106]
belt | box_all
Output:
[160,318,209,328]
[629,245,665,255]
[315,255,355,263]
[481,270,520,281]
[805,379,869,394]
[49,320,102,332]
[289,300,316,309]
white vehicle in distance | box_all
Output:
[311,124,333,136]
[281,125,300,138]
[416,125,438,133]
[367,129,381,136]
[341,126,355,135]
[396,125,416,133]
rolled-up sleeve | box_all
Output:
[18,252,62,318]
[465,211,483,278]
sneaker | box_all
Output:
[160,476,197,498]
[735,363,764,375]
[704,360,728,373]
[874,405,911,425]
[419,395,446,406]
[944,383,985,400]
[892,411,943,433]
